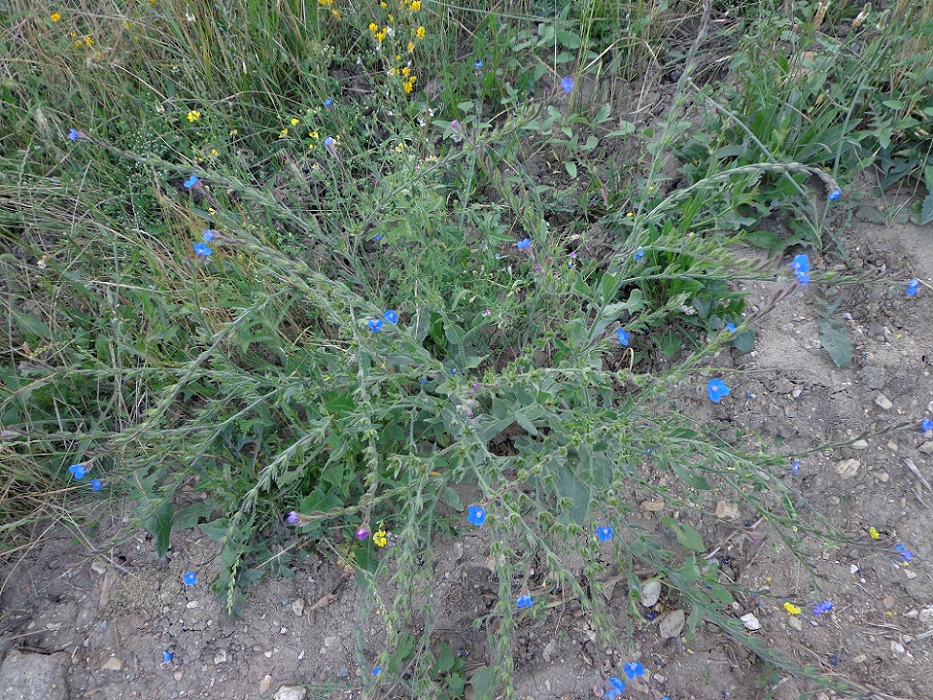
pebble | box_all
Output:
[274,687,307,700]
[874,393,893,410]
[834,459,860,480]
[0,650,69,700]
[851,440,869,450]
[788,617,803,631]
[291,598,305,617]
[640,580,662,608]
[186,601,199,609]
[874,470,889,482]
[640,500,665,512]
[867,322,885,339]
[891,641,905,654]
[740,613,760,631]
[658,609,685,639]
[919,441,933,455]
[260,676,273,694]
[213,649,227,665]
[101,657,123,671]
[919,607,933,624]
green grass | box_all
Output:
[2,1,930,698]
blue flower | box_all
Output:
[624,661,645,679]
[193,242,212,257]
[324,98,333,107]
[706,378,730,403]
[617,328,630,346]
[69,464,87,479]
[906,279,920,296]
[383,310,398,324]
[90,479,102,491]
[474,60,483,69]
[726,323,736,333]
[596,525,614,542]
[560,76,574,94]
[516,238,531,251]
[812,600,832,615]
[828,189,842,201]
[287,511,299,524]
[202,229,214,242]
[68,128,80,141]
[792,459,800,475]
[323,136,337,157]
[634,247,645,260]
[921,418,933,432]
[604,676,626,699]
[896,543,914,563]
[183,175,198,189]
[791,254,811,285]
[367,319,383,333]
[162,651,174,663]
[183,571,197,586]
[516,594,532,608]
[372,667,382,676]
[467,505,487,526]
[372,234,384,242]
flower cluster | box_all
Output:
[921,418,933,433]
[368,309,399,333]
[812,600,833,615]
[193,229,213,257]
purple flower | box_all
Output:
[828,189,841,201]
[287,511,299,524]
[896,543,914,563]
[560,76,574,93]
[202,229,214,242]
[68,464,87,479]
[921,418,933,433]
[368,318,383,333]
[193,242,212,257]
[516,593,532,608]
[356,525,370,541]
[383,309,398,324]
[906,278,920,296]
[516,238,531,251]
[183,571,197,586]
[596,525,614,542]
[617,328,630,346]
[812,600,833,615]
[467,505,487,526]
[604,676,625,699]
[90,479,102,491]
[624,661,645,679]
[706,378,730,403]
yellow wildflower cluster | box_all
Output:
[307,130,319,150]
[373,530,387,547]
[317,0,334,5]
[73,34,95,47]
[186,110,201,123]
[51,12,61,22]
[783,602,801,615]
[868,526,880,539]
[410,1,421,10]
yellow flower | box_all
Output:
[410,1,421,10]
[869,526,880,539]
[395,54,402,61]
[83,35,95,46]
[369,22,378,32]
[308,131,319,139]
[783,602,801,615]
[186,110,201,123]
[373,530,387,547]
[332,9,339,17]
[279,128,289,138]
[407,41,415,52]
[307,142,315,150]
[229,128,238,136]
[401,66,409,76]
[376,30,386,42]
[380,1,387,6]
[317,0,334,5]
[416,25,425,39]
[403,79,414,94]
[50,12,61,22]
[290,118,300,126]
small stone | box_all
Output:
[740,613,760,631]
[323,636,337,648]
[274,686,307,700]
[862,367,886,390]
[905,609,919,619]
[337,665,348,679]
[918,441,933,455]
[891,641,905,654]
[883,596,895,609]
[0,650,69,700]
[91,561,107,575]
[875,393,893,410]
[852,654,867,664]
[213,649,227,665]
[291,598,305,617]
[640,579,662,608]
[640,500,664,512]
[658,609,686,639]
[867,322,885,339]
[851,440,869,450]
[101,657,123,671]
[173,671,183,681]
[919,607,933,624]
[260,676,273,694]
[874,471,889,482]
[906,570,917,580]
[788,617,803,631]
[186,601,199,609]
[715,500,740,520]
[834,458,860,479]
[264,650,273,658]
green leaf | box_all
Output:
[470,666,497,700]
[921,193,933,225]
[671,461,711,490]
[435,643,455,673]
[556,30,581,49]
[662,517,705,551]
[605,121,636,137]
[565,161,577,179]
[151,498,174,558]
[174,502,214,530]
[817,319,852,369]
[882,99,904,110]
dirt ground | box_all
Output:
[1,210,932,700]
